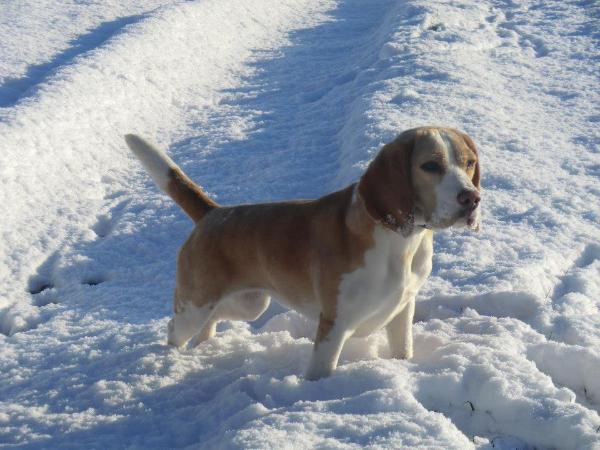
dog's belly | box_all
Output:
[271,290,409,336]
[272,293,321,322]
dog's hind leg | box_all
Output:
[187,290,271,348]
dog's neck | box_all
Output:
[347,183,420,238]
[346,184,422,238]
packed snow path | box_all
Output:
[1,0,599,448]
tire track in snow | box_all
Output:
[0,1,176,109]
[410,316,600,449]
[0,0,338,336]
[414,243,600,416]
[67,0,410,331]
[167,0,401,205]
[0,14,146,109]
[1,1,477,447]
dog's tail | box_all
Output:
[124,134,218,222]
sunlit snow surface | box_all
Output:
[1,0,599,448]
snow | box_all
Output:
[1,0,599,448]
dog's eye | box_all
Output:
[420,161,443,174]
[467,160,476,169]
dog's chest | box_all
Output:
[337,227,431,336]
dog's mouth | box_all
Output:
[462,205,480,230]
[418,204,480,231]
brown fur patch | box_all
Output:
[175,184,375,326]
[458,131,481,190]
[315,314,335,346]
[358,130,416,234]
[167,167,219,222]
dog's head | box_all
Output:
[358,126,481,235]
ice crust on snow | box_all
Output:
[1,0,600,448]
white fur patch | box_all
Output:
[431,130,477,226]
[306,326,351,380]
[336,226,431,337]
[433,166,473,223]
[167,303,214,348]
[125,134,175,192]
[467,205,481,231]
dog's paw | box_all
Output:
[390,348,413,360]
[305,362,334,381]
[166,319,181,347]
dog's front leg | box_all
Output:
[386,297,415,359]
[305,314,350,380]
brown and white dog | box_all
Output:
[125,126,481,380]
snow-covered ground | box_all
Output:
[1,0,599,448]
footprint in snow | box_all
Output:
[28,276,58,307]
[91,199,129,238]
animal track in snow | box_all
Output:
[516,246,599,411]
[574,243,600,269]
[25,252,62,312]
[91,215,114,239]
[527,341,600,413]
[544,243,600,350]
[414,290,543,324]
[549,243,600,305]
[82,276,107,287]
[520,34,550,57]
[28,277,53,295]
[489,2,551,58]
[27,275,58,307]
[91,199,129,238]
[414,244,600,421]
[11,194,126,335]
[410,317,600,449]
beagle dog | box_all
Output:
[125,126,481,380]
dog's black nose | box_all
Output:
[457,189,480,209]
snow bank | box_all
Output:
[1,0,599,448]
[0,0,173,106]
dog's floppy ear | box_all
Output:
[358,130,416,235]
[460,132,481,191]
